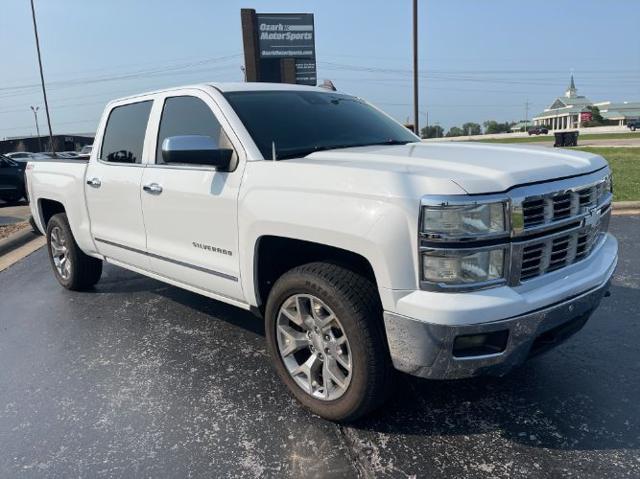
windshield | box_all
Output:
[223,90,418,160]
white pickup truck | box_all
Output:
[26,83,617,421]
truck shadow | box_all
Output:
[349,282,640,453]
[91,265,639,453]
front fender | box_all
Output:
[238,189,419,310]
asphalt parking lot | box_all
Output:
[0,216,638,478]
[0,201,30,226]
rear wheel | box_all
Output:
[46,213,102,290]
[265,262,393,421]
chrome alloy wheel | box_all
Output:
[50,226,71,280]
[276,294,352,401]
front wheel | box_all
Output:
[265,262,393,421]
[46,213,102,290]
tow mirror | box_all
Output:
[161,135,233,169]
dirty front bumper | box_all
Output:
[384,278,613,379]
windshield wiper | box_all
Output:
[276,139,416,160]
[364,139,416,147]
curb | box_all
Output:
[0,228,41,257]
[613,201,640,210]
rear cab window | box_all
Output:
[100,101,153,164]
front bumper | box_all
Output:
[384,269,615,380]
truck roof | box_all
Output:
[109,82,329,104]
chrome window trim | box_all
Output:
[419,169,612,292]
[96,159,146,168]
[144,163,221,172]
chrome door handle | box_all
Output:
[86,177,101,188]
[143,183,163,195]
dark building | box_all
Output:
[0,134,94,155]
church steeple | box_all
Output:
[565,74,577,98]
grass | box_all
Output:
[574,147,640,202]
[472,131,639,144]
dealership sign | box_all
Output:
[256,13,315,58]
[241,10,317,86]
[580,112,593,122]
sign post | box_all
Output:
[241,9,317,86]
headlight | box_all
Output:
[422,248,506,286]
[421,201,507,240]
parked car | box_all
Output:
[528,125,549,135]
[0,154,26,203]
[5,152,35,162]
[31,153,54,159]
[26,83,617,421]
[627,119,640,131]
[56,152,82,159]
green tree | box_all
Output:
[446,126,465,137]
[582,106,608,127]
[420,125,444,138]
[483,120,512,134]
[462,122,482,136]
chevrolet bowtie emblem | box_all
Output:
[584,207,601,228]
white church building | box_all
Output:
[532,76,640,130]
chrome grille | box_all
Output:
[519,206,609,281]
[521,175,610,230]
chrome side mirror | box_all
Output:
[161,135,233,169]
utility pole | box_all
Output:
[412,0,419,137]
[30,106,42,152]
[524,99,530,131]
[29,0,55,156]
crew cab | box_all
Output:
[26,83,617,421]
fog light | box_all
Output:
[452,330,509,358]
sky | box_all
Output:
[1,0,639,139]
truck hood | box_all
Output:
[305,142,608,194]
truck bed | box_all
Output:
[27,160,95,253]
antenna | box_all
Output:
[271,141,277,161]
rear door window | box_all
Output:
[100,101,152,164]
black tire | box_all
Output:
[631,126,636,132]
[46,213,102,290]
[265,262,393,422]
[29,216,42,235]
